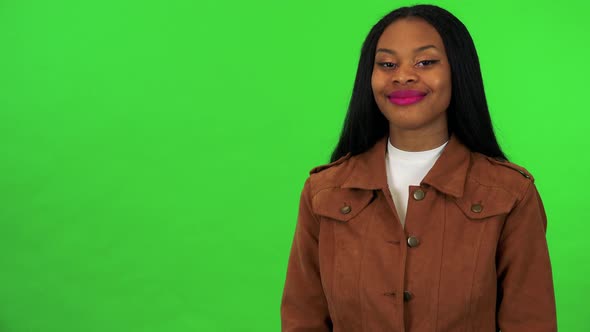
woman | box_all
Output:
[281,4,556,332]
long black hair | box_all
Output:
[330,4,506,162]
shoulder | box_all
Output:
[469,152,536,199]
[306,153,356,195]
[309,153,352,175]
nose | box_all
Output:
[393,65,418,85]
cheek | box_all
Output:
[442,68,452,95]
[442,76,452,101]
[432,74,452,100]
[371,71,385,95]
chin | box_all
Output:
[382,111,447,132]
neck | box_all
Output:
[388,128,449,152]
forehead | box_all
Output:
[376,18,445,50]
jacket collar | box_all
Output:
[341,135,470,198]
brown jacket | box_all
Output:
[281,136,556,332]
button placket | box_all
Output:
[405,188,424,308]
[407,188,424,248]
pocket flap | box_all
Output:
[454,183,517,220]
[313,188,375,222]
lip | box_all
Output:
[388,90,427,106]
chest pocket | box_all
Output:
[312,188,375,222]
[453,181,518,220]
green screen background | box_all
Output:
[1,0,588,331]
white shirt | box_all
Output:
[385,139,448,227]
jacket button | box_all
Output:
[407,236,420,248]
[403,291,413,302]
[340,205,352,214]
[471,204,483,213]
[413,189,425,201]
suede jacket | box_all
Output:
[281,136,556,332]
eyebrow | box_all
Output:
[376,44,438,55]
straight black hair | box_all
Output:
[330,4,506,162]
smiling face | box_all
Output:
[371,17,452,148]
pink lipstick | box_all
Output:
[388,90,426,106]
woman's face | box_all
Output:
[371,17,452,136]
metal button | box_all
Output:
[407,236,420,248]
[403,291,413,302]
[413,189,425,201]
[340,205,351,214]
[471,203,483,213]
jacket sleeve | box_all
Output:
[281,177,332,332]
[496,181,557,331]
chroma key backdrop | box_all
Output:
[0,0,588,331]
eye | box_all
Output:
[377,62,397,69]
[416,60,440,67]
